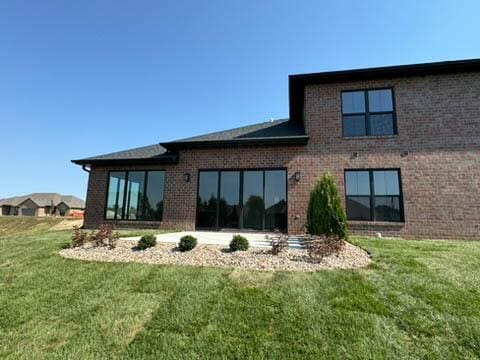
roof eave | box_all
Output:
[161,135,309,150]
[289,58,480,123]
[289,58,480,83]
[71,154,179,166]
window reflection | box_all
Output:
[197,171,219,228]
[219,171,240,228]
[105,170,165,221]
[345,170,402,222]
[243,171,264,230]
[197,169,287,231]
[265,170,287,231]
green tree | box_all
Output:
[306,172,348,239]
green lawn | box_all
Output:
[0,216,67,236]
[0,220,479,359]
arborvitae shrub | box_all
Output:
[306,172,348,239]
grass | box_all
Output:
[0,216,68,236]
[1,219,479,358]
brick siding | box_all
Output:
[83,72,480,240]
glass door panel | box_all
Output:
[242,171,264,230]
[264,170,287,231]
[197,171,219,228]
[219,171,240,229]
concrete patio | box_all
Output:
[121,231,303,249]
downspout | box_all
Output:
[81,165,90,173]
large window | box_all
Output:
[342,88,396,137]
[105,170,165,221]
[196,169,287,232]
[345,169,403,222]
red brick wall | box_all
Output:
[83,72,480,240]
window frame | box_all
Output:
[341,87,397,137]
[195,167,288,232]
[104,169,166,221]
[344,168,404,222]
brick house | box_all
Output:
[0,193,85,217]
[73,59,480,240]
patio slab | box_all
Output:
[121,231,303,249]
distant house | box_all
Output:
[0,193,85,217]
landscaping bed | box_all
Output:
[59,239,370,271]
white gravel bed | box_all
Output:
[59,240,371,272]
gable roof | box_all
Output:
[0,193,85,208]
[72,118,308,165]
[289,58,480,123]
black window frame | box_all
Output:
[344,168,404,222]
[195,167,288,232]
[341,87,397,137]
[104,169,166,221]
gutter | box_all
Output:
[161,135,309,150]
[70,154,180,166]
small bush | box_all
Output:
[178,235,197,252]
[306,172,348,240]
[137,234,157,250]
[90,224,119,249]
[71,226,88,248]
[70,224,119,249]
[230,235,249,252]
[266,230,289,255]
[305,234,345,262]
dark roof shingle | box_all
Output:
[72,144,177,165]
[173,118,304,142]
[72,118,308,164]
[76,144,168,161]
[160,118,308,149]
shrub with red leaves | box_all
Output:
[304,234,345,262]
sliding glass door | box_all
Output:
[219,171,241,228]
[196,169,287,232]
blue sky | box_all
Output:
[1,0,479,199]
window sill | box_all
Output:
[348,220,405,227]
[343,135,397,140]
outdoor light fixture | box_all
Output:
[183,173,191,183]
[294,171,301,182]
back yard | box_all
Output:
[0,217,479,359]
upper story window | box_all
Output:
[341,88,396,137]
